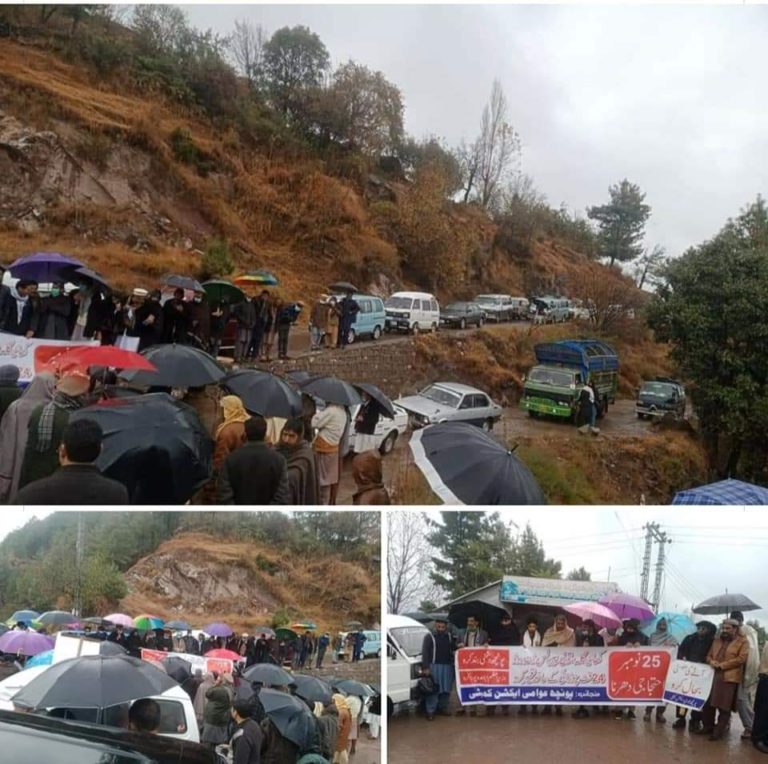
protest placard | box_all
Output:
[662,659,715,711]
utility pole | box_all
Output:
[640,523,657,602]
[74,512,84,618]
[651,530,671,614]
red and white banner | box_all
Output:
[141,649,234,677]
[0,331,97,383]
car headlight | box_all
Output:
[403,312,410,319]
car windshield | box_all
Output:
[476,296,500,305]
[641,382,675,397]
[419,385,462,408]
[446,303,469,311]
[390,626,428,657]
[528,368,575,386]
[385,297,412,309]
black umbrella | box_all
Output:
[70,393,213,504]
[291,674,333,705]
[693,593,761,615]
[285,370,318,387]
[66,266,112,293]
[301,376,362,407]
[11,655,177,720]
[120,344,225,388]
[97,641,129,656]
[353,382,395,419]
[252,627,276,638]
[164,274,204,292]
[329,281,358,293]
[409,422,546,505]
[448,601,510,631]
[242,663,295,687]
[223,370,303,418]
[81,617,115,630]
[38,611,78,626]
[259,688,316,750]
[332,679,375,698]
[402,612,450,625]
[162,656,193,684]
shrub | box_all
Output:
[199,239,233,280]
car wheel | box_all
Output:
[372,326,382,340]
[411,323,420,335]
[380,431,397,455]
[528,410,539,419]
[347,329,356,344]
[481,418,493,432]
[459,318,466,330]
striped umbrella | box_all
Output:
[234,269,279,287]
[134,615,164,631]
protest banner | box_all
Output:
[0,331,98,383]
[662,659,715,711]
[455,646,676,705]
[141,648,235,677]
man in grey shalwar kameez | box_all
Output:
[421,616,455,721]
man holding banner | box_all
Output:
[672,620,716,732]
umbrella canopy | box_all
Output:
[80,617,115,629]
[242,663,294,687]
[234,270,279,287]
[672,478,768,505]
[47,346,157,375]
[11,655,177,716]
[402,612,450,626]
[285,370,317,387]
[353,383,395,419]
[67,266,111,293]
[410,422,546,505]
[290,623,316,631]
[70,393,213,504]
[259,688,316,750]
[38,611,78,627]
[162,656,192,684]
[598,593,654,622]
[0,624,8,636]
[223,370,302,418]
[97,641,129,656]
[203,622,234,638]
[120,344,225,388]
[693,593,761,615]
[301,376,362,407]
[164,620,192,632]
[103,613,134,628]
[275,628,297,642]
[25,649,54,668]
[448,600,510,631]
[291,674,332,705]
[201,280,246,305]
[134,615,164,631]
[7,610,40,625]
[328,281,358,293]
[252,627,276,638]
[345,621,364,630]
[333,679,375,698]
[204,648,241,661]
[640,612,697,644]
[563,602,623,630]
[0,631,53,656]
[8,252,84,282]
[164,274,204,293]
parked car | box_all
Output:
[530,296,571,324]
[636,377,686,420]
[395,382,503,430]
[345,404,409,456]
[336,630,382,659]
[474,294,514,322]
[384,292,440,334]
[440,302,486,329]
[333,293,386,344]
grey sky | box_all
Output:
[183,4,768,259]
[409,507,768,625]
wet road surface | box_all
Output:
[389,709,763,762]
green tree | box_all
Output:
[200,239,234,280]
[419,599,438,613]
[511,524,562,578]
[566,566,592,581]
[588,179,651,267]
[647,196,768,481]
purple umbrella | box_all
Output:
[0,630,54,656]
[203,622,234,638]
[8,252,84,283]
[564,602,623,629]
[598,593,654,622]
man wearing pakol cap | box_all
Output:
[699,618,749,741]
[420,616,455,721]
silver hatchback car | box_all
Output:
[394,382,503,431]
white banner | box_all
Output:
[140,648,237,677]
[0,331,98,383]
[662,659,715,711]
[114,334,140,353]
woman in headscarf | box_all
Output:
[352,450,390,505]
[332,694,352,764]
[0,372,55,502]
[541,613,576,717]
[204,395,249,503]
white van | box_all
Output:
[386,614,429,717]
[384,292,440,334]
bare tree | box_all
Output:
[229,19,268,87]
[633,244,667,291]
[387,512,439,614]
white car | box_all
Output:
[395,382,503,431]
[345,404,408,456]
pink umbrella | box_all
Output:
[204,648,241,661]
[104,613,134,628]
[564,602,623,629]
[598,593,654,622]
[0,630,54,656]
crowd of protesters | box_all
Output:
[419,610,768,747]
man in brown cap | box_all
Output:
[699,618,749,741]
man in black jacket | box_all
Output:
[672,620,716,732]
[2,279,40,336]
[14,418,129,505]
[421,616,456,721]
[0,264,12,331]
[487,612,521,717]
[218,416,290,504]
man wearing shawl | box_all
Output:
[644,617,678,723]
[673,621,716,732]
[700,618,749,741]
[731,610,760,739]
[351,450,390,505]
[541,613,576,717]
[277,418,319,505]
[17,371,89,491]
[204,395,249,502]
[420,616,455,721]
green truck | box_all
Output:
[520,339,620,422]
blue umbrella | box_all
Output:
[672,478,768,505]
[8,252,84,282]
[25,649,54,669]
[640,612,697,644]
[7,610,40,625]
[164,620,192,631]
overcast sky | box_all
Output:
[409,507,768,625]
[183,3,768,258]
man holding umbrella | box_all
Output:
[336,289,359,349]
[421,616,455,721]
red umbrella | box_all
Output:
[204,648,241,661]
[45,346,157,374]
